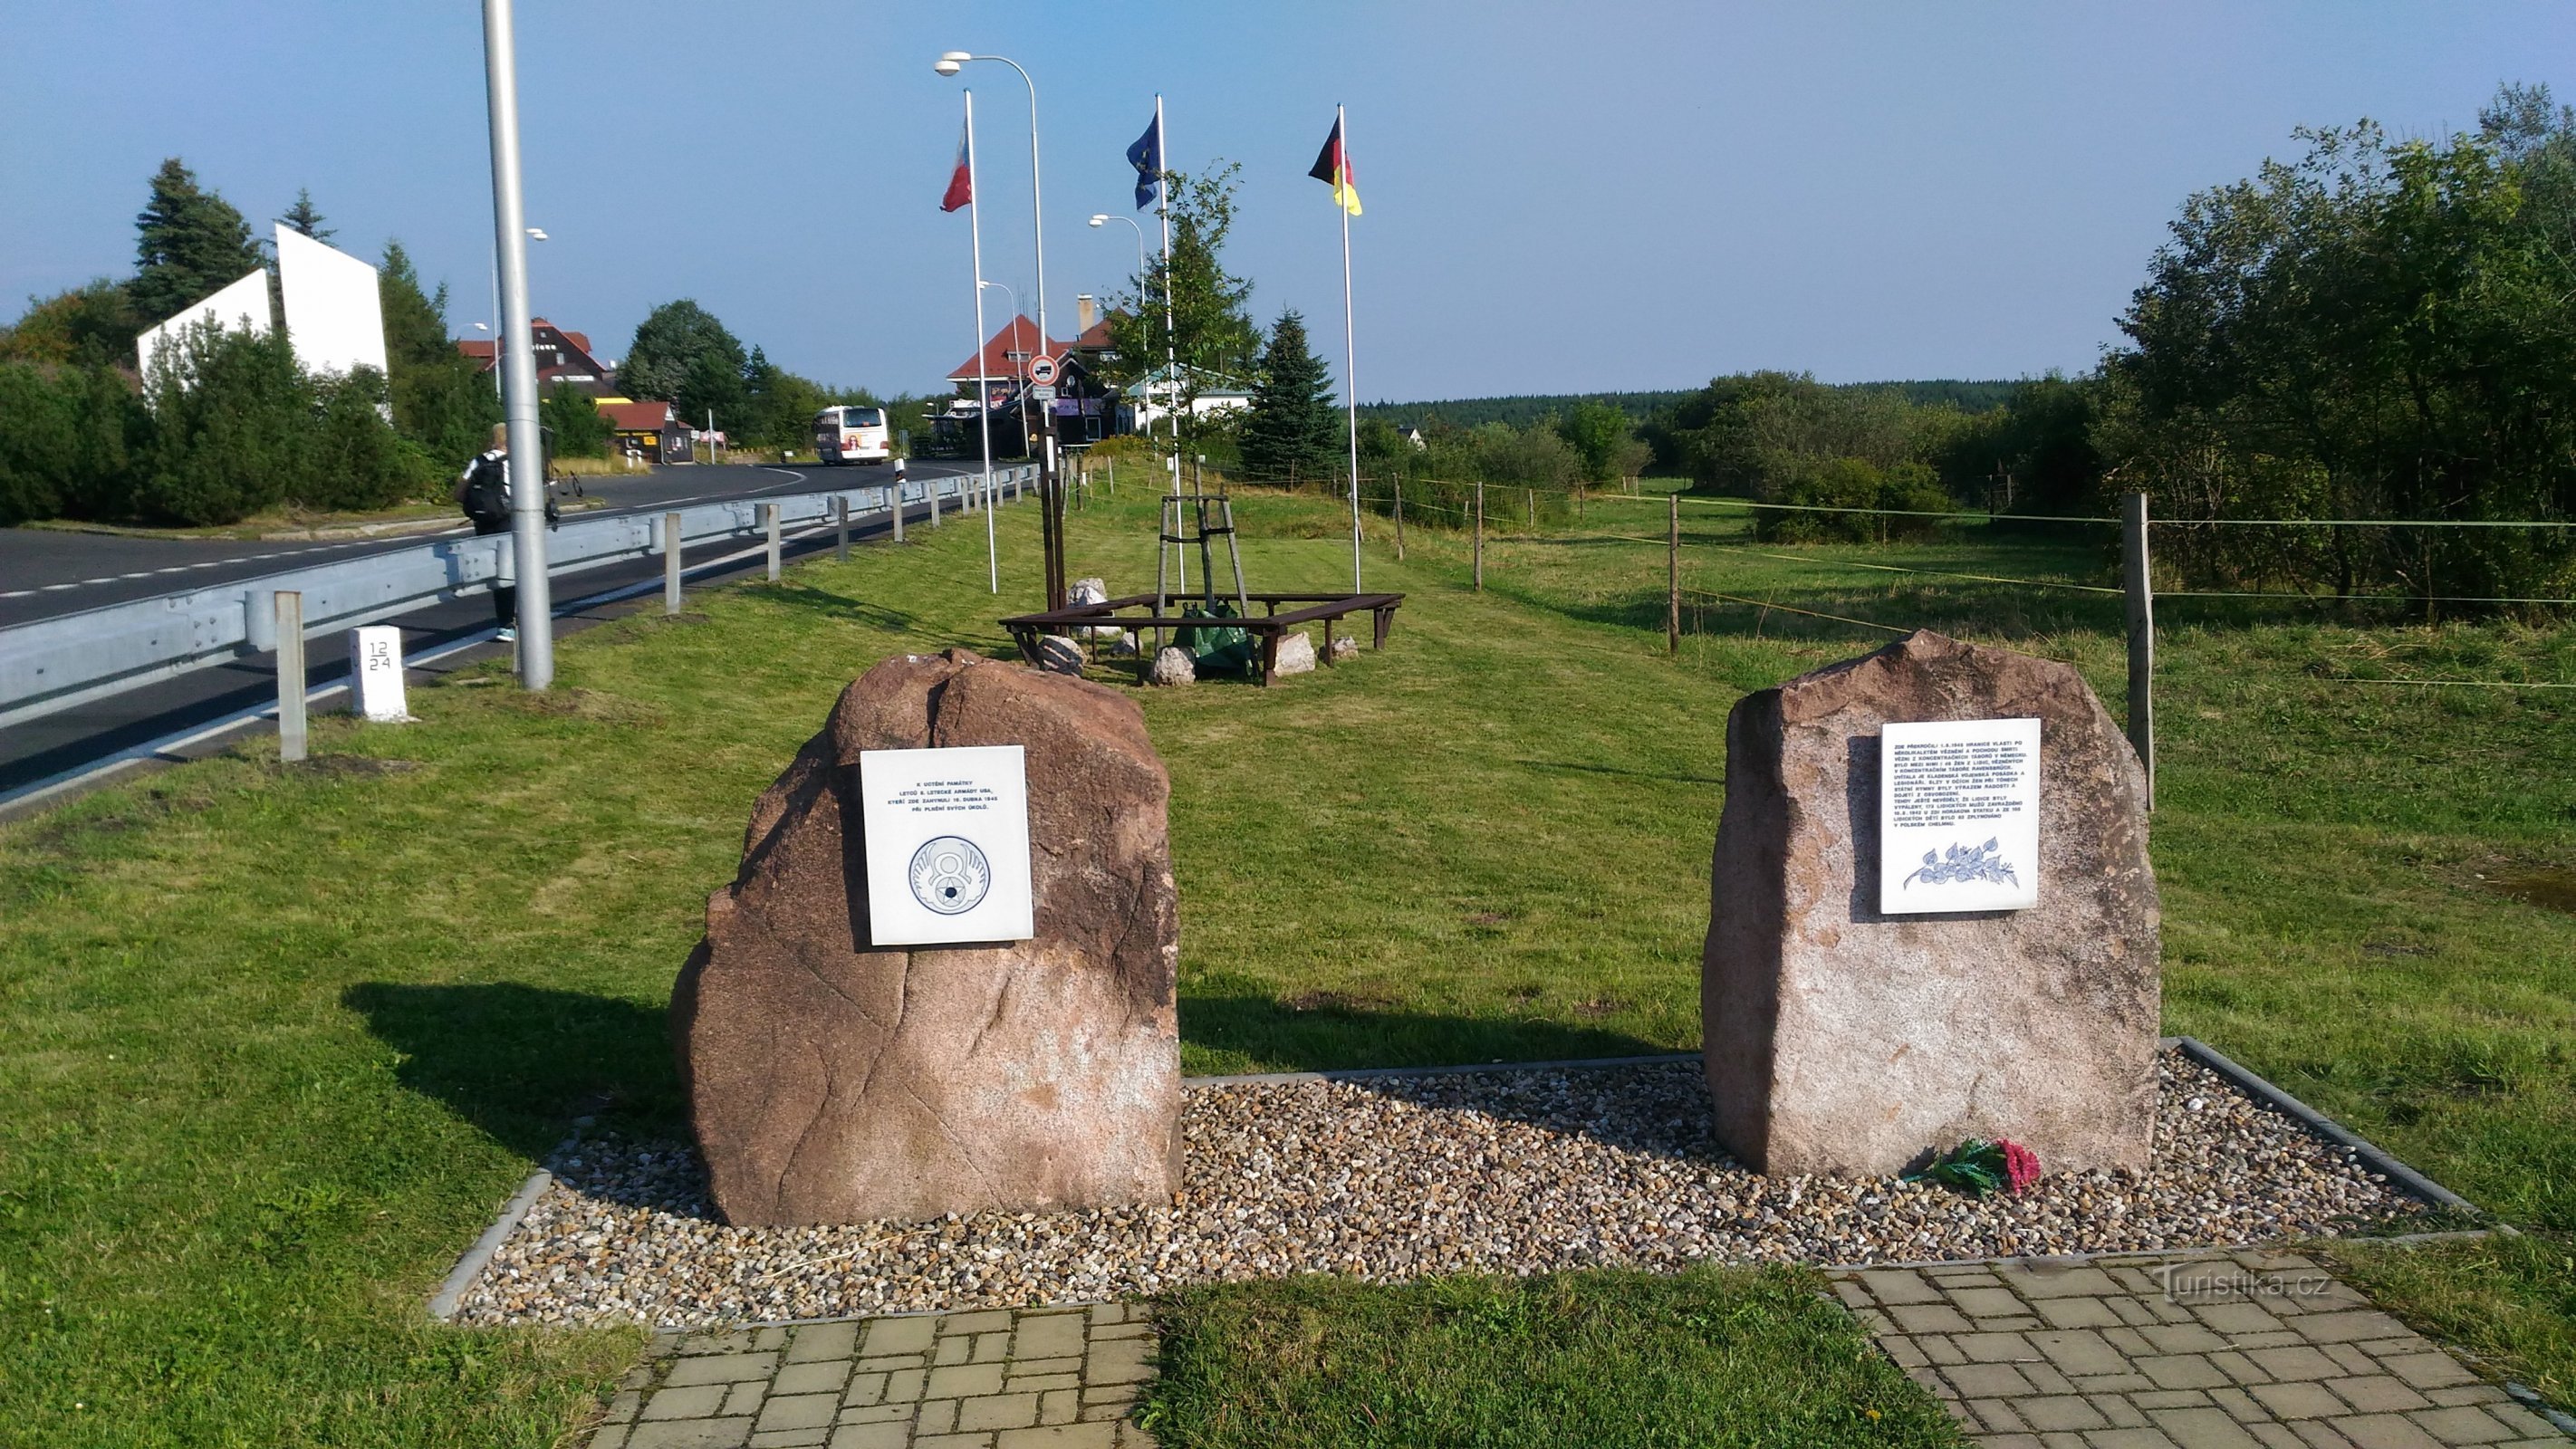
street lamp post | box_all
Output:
[485,226,546,398]
[937,50,1065,608]
[479,0,553,688]
[979,279,1024,475]
[1089,212,1152,443]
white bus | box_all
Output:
[812,405,890,465]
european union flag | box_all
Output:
[1127,107,1163,210]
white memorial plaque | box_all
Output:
[858,745,1035,945]
[1879,717,2041,915]
[347,625,410,721]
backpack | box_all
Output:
[459,454,510,527]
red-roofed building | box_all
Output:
[457,319,619,397]
[600,398,689,465]
[944,314,1068,393]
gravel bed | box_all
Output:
[452,1051,2438,1328]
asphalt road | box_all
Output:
[0,460,950,629]
[0,459,980,804]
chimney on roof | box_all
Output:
[1076,294,1098,336]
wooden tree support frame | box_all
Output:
[1002,592,1406,688]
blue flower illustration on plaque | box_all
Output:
[1902,837,2020,891]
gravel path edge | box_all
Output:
[2170,1034,2488,1219]
[428,1164,555,1321]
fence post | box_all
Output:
[834,495,849,561]
[1392,478,1405,561]
[1527,487,1535,531]
[931,479,943,528]
[275,590,306,763]
[1474,482,1485,592]
[891,484,905,542]
[1667,494,1681,658]
[663,513,683,615]
[764,504,782,581]
[2121,491,2156,811]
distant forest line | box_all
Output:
[1357,380,2017,430]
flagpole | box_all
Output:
[1157,94,1177,494]
[1337,103,1362,594]
[967,91,997,593]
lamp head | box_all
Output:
[525,227,549,241]
[934,51,970,75]
[1088,215,1108,226]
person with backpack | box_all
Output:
[454,425,558,641]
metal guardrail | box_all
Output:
[0,465,1037,730]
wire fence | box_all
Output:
[1143,468,2574,808]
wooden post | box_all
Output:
[1474,482,1485,592]
[2121,491,2156,811]
[1667,494,1681,658]
[1527,487,1535,531]
[274,590,306,763]
[1392,477,1405,561]
[663,512,683,615]
[833,495,849,561]
[764,504,782,581]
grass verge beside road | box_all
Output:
[0,482,2568,1441]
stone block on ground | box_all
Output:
[1702,629,2159,1176]
[671,648,1181,1225]
[1146,647,1195,687]
[1034,635,1085,677]
[1327,637,1359,663]
[1270,631,1315,677]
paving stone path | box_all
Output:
[1833,1248,2569,1448]
[582,1250,2567,1449]
[586,1302,1156,1449]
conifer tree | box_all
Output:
[1238,310,1339,485]
[130,158,264,321]
[279,187,332,242]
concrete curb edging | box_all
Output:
[428,1166,554,1322]
[2168,1033,2488,1219]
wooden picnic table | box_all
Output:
[1000,591,1405,686]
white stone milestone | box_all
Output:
[347,626,409,721]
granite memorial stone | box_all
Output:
[671,648,1181,1225]
[1702,629,2159,1177]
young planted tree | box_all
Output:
[1104,162,1258,440]
[130,158,265,321]
[1238,310,1340,485]
[541,381,613,459]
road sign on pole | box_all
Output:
[1027,355,1058,386]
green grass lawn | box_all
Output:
[0,480,2569,1443]
[1142,1266,1964,1449]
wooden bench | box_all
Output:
[1001,591,1405,686]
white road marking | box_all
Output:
[81,577,114,585]
[1,590,33,599]
[157,566,186,574]
[42,582,78,590]
[121,571,154,579]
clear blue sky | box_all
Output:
[4,2,2569,401]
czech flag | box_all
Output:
[1127,110,1163,210]
[1309,114,1360,216]
[940,120,972,213]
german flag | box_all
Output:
[1309,113,1360,216]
